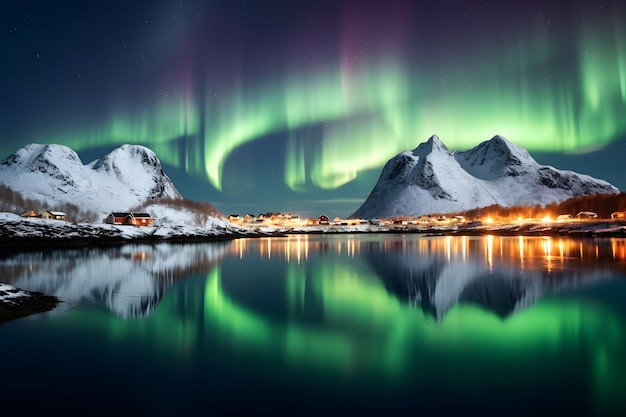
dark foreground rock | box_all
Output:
[0,285,60,325]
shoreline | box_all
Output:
[1,219,626,252]
[0,284,59,325]
[0,230,273,252]
[1,219,625,325]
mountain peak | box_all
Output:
[412,134,450,156]
[0,143,182,217]
[351,134,619,219]
[1,143,83,172]
[93,144,163,174]
[455,134,536,180]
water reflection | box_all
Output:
[228,235,626,319]
[0,243,230,317]
[198,235,626,416]
[1,235,625,322]
[1,235,626,415]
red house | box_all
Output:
[318,214,330,225]
[105,212,154,226]
[127,212,154,226]
[106,212,128,225]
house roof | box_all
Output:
[131,213,152,218]
[47,211,66,216]
[108,212,152,218]
[110,212,130,217]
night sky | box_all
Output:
[2,0,625,218]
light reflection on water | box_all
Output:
[232,234,626,270]
[1,235,625,416]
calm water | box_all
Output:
[1,234,626,416]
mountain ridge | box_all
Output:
[352,135,619,219]
[0,143,182,218]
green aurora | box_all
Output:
[14,13,626,194]
[3,1,625,217]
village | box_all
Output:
[225,213,367,227]
[16,208,626,230]
[223,210,626,228]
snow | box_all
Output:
[0,142,267,244]
[2,217,623,321]
[0,283,30,304]
[2,140,624,323]
[352,134,620,219]
[0,143,181,219]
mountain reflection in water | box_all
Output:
[1,235,625,416]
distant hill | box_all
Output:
[351,135,619,219]
[0,143,219,221]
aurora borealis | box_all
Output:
[2,1,626,217]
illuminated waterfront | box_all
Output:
[1,235,625,416]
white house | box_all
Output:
[41,210,66,221]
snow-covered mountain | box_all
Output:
[0,143,182,217]
[351,135,619,219]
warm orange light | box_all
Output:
[485,217,494,224]
[541,215,552,223]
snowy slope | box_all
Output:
[455,135,618,207]
[352,135,619,218]
[352,135,498,218]
[0,143,182,217]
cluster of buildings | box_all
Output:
[226,213,368,227]
[21,210,155,226]
[22,210,67,220]
[20,208,626,229]
[226,211,626,228]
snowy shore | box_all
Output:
[2,212,625,325]
[0,283,58,324]
[0,212,273,251]
[2,212,626,252]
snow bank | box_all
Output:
[0,283,30,304]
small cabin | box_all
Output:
[106,212,129,225]
[21,210,39,218]
[556,214,574,221]
[126,212,154,226]
[318,214,330,225]
[611,211,626,220]
[577,211,598,220]
[41,210,66,221]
